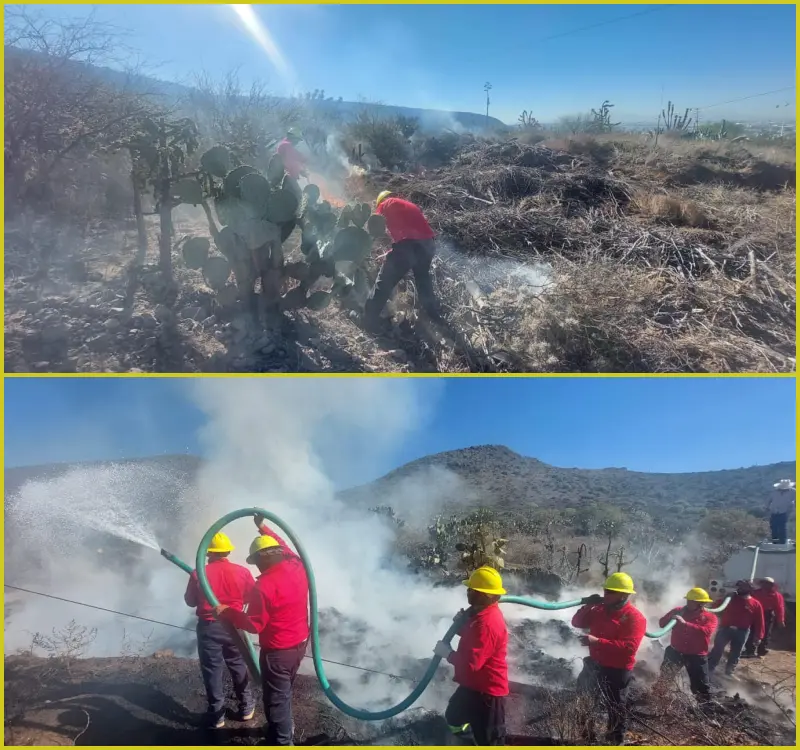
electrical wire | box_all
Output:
[529,6,668,45]
[693,86,796,112]
[4,583,414,683]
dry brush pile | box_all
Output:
[376,137,796,372]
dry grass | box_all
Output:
[369,136,796,373]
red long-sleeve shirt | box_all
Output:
[753,589,785,626]
[572,602,646,670]
[446,602,509,696]
[658,607,717,656]
[184,558,255,622]
[277,139,306,180]
[221,525,310,650]
[713,595,764,641]
[376,197,435,244]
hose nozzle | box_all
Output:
[160,547,193,575]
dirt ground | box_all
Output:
[4,644,794,747]
[5,138,795,374]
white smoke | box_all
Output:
[5,378,468,716]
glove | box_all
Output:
[581,594,603,606]
[452,607,475,628]
[434,641,454,659]
[254,514,265,529]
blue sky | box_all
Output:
[4,378,795,487]
[17,4,796,123]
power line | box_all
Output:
[531,6,667,45]
[693,86,796,112]
[5,583,415,683]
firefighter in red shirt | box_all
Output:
[433,566,509,746]
[658,588,718,703]
[744,577,785,658]
[215,517,310,745]
[572,572,646,745]
[276,129,308,181]
[184,532,256,728]
[708,579,764,676]
[363,191,443,331]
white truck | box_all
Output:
[709,538,795,628]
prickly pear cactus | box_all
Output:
[200,146,232,178]
[192,144,379,313]
[182,237,210,270]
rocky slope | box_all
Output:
[6,446,794,528]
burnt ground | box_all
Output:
[5,646,794,747]
[5,137,795,375]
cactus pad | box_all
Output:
[332,226,372,263]
[183,236,211,269]
[236,217,280,251]
[306,290,332,311]
[175,179,204,205]
[216,225,248,260]
[265,187,299,224]
[337,207,352,228]
[203,256,232,290]
[280,286,308,311]
[367,214,387,238]
[239,173,271,210]
[303,184,321,205]
[200,146,232,178]
[223,166,258,198]
[352,203,371,228]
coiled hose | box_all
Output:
[162,508,729,721]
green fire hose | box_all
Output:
[162,508,730,721]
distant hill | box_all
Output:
[6,446,794,530]
[5,45,508,133]
[339,445,795,525]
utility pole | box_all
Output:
[694,107,700,135]
[484,82,493,129]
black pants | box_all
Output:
[660,646,710,700]
[770,513,788,544]
[745,610,775,656]
[260,641,306,745]
[364,239,441,323]
[196,619,253,720]
[445,685,506,746]
[576,658,632,744]
[708,626,749,675]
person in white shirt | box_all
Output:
[767,479,795,544]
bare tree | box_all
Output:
[4,7,154,210]
[187,70,302,168]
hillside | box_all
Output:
[6,446,793,528]
[4,46,508,134]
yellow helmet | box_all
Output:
[246,535,280,564]
[685,587,713,603]
[376,190,393,207]
[207,532,234,554]
[603,572,636,594]
[463,566,506,596]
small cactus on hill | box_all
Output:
[661,101,693,132]
[589,100,620,133]
[518,110,543,131]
